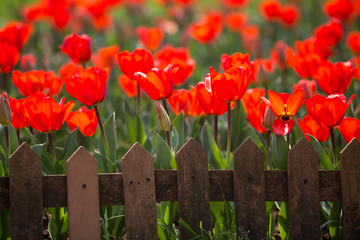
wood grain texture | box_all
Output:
[122,143,158,239]
[9,142,43,240]
[66,147,100,240]
[340,138,360,239]
[177,138,210,239]
[287,138,321,240]
[233,138,266,239]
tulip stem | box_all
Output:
[137,83,141,143]
[162,99,169,116]
[287,132,290,147]
[184,116,187,141]
[330,127,338,167]
[94,105,110,159]
[16,130,20,147]
[266,130,272,170]
[4,126,10,160]
[29,126,34,135]
[226,102,232,170]
[48,133,56,163]
[214,115,218,143]
[166,131,171,150]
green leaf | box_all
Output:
[266,201,274,217]
[172,112,185,152]
[0,209,10,239]
[24,127,41,145]
[278,202,289,240]
[0,161,4,177]
[271,134,289,170]
[249,127,264,149]
[329,201,341,240]
[93,151,118,173]
[123,101,146,145]
[54,129,78,174]
[178,218,198,237]
[103,112,117,162]
[307,134,334,170]
[164,201,178,226]
[55,212,68,240]
[210,201,234,233]
[171,128,179,156]
[0,145,7,173]
[31,143,53,175]
[201,120,226,170]
[151,132,176,169]
[107,205,125,237]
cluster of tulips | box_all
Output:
[1,0,360,239]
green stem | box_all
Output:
[166,131,171,150]
[184,116,187,141]
[48,133,56,163]
[330,127,337,167]
[94,105,110,159]
[214,115,218,143]
[287,132,290,147]
[137,83,141,143]
[266,130,271,170]
[4,126,10,160]
[162,99,169,116]
[226,102,232,170]
[16,129,20,147]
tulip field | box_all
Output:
[1,0,360,239]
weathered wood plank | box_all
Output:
[341,138,360,239]
[9,143,43,240]
[177,138,210,239]
[288,138,321,239]
[233,138,266,239]
[122,143,158,239]
[66,147,100,240]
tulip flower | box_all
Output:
[0,92,12,159]
[246,102,268,134]
[59,62,84,79]
[295,38,331,60]
[289,52,323,78]
[260,0,281,22]
[187,12,223,44]
[118,75,139,98]
[323,0,355,20]
[221,53,254,79]
[66,107,98,137]
[338,117,360,143]
[347,31,360,55]
[241,88,266,114]
[20,54,36,72]
[293,79,317,100]
[168,88,203,117]
[314,60,353,95]
[136,26,163,51]
[92,45,120,69]
[155,45,195,86]
[0,40,20,74]
[0,21,32,49]
[277,4,300,28]
[222,0,247,8]
[9,97,27,145]
[225,13,247,32]
[314,19,342,47]
[270,41,292,71]
[260,89,303,136]
[253,59,274,85]
[60,33,92,64]
[298,115,330,142]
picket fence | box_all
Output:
[0,137,359,240]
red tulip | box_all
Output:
[20,54,37,72]
[0,40,19,73]
[305,94,355,128]
[222,0,247,8]
[9,97,28,130]
[314,19,343,47]
[314,60,353,95]
[92,45,120,69]
[118,75,140,98]
[225,13,247,32]
[136,26,163,51]
[270,41,292,70]
[0,21,32,49]
[246,102,268,134]
[260,0,281,21]
[278,4,300,28]
[155,45,195,86]
[187,12,223,44]
[260,89,303,135]
[298,115,330,142]
[65,67,109,106]
[134,65,177,100]
[196,78,234,116]
[338,117,360,143]
[324,0,355,20]
[221,52,254,81]
[168,88,202,116]
[114,48,154,79]
[66,106,98,137]
[60,33,92,64]
[59,62,84,79]
[347,31,360,55]
[22,93,74,133]
[241,88,266,114]
[206,66,251,102]
[294,38,331,60]
[241,25,261,55]
[293,79,317,100]
[253,58,275,85]
[289,52,323,78]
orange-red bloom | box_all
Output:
[206,66,251,102]
[155,45,195,86]
[66,106,98,137]
[168,88,203,116]
[260,89,303,135]
[260,0,281,21]
[134,66,177,100]
[60,33,92,64]
[253,58,275,85]
[270,41,292,70]
[295,38,332,60]
[187,12,223,43]
[338,117,360,143]
[92,45,120,69]
[314,60,353,95]
[293,79,317,100]
[136,26,163,51]
[22,93,74,133]
[12,70,63,97]
[278,4,300,27]
[65,67,109,106]
[347,31,360,55]
[118,75,141,98]
[222,0,247,8]
[221,52,254,81]
[241,88,266,114]
[246,102,268,134]
[59,62,84,79]
[260,0,299,27]
[324,0,355,20]
[225,12,248,32]
[115,48,154,79]
[0,21,32,49]
[0,40,19,73]
[298,115,330,142]
[305,94,355,128]
[314,19,343,47]
[289,52,323,78]
[20,54,36,72]
[9,97,28,130]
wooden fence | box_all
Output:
[0,137,360,239]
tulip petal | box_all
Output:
[272,118,295,136]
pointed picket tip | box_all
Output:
[66,146,97,166]
[234,137,263,157]
[9,142,40,164]
[177,137,207,156]
[288,137,317,157]
[122,142,153,163]
[341,137,360,155]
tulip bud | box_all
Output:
[0,92,12,127]
[262,106,275,130]
[157,102,172,132]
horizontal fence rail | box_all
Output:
[0,137,359,239]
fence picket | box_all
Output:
[9,142,43,240]
[177,138,210,239]
[233,137,266,239]
[288,138,320,239]
[340,138,360,239]
[66,146,100,240]
[122,142,158,239]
